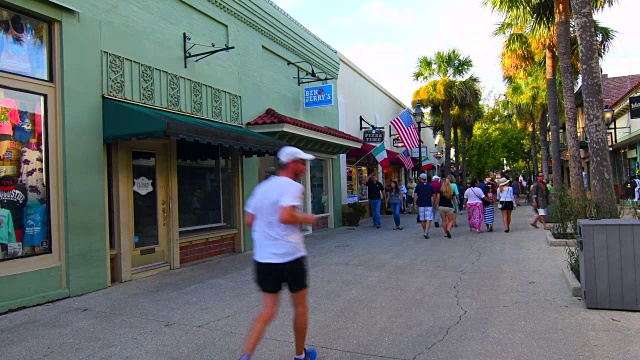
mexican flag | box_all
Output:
[372,143,389,168]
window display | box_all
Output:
[0,86,48,261]
[0,7,50,80]
[346,165,369,202]
[177,141,235,232]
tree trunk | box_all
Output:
[530,121,539,177]
[461,131,468,186]
[442,101,452,177]
[546,45,563,187]
[571,0,616,216]
[539,109,550,182]
[453,126,460,177]
[555,0,585,197]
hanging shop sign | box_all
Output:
[363,129,385,143]
[304,84,333,108]
[630,96,640,119]
[392,135,404,148]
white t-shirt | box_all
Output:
[464,187,485,204]
[245,176,307,263]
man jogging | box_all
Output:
[414,173,435,239]
[240,146,318,360]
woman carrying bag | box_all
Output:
[496,177,515,232]
[464,179,491,233]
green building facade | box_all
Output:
[0,0,359,313]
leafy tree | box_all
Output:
[466,110,528,180]
[412,49,482,177]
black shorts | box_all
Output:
[500,201,515,211]
[254,256,308,294]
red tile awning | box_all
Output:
[246,109,362,154]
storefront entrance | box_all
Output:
[111,141,172,281]
[129,145,170,271]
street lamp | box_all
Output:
[412,103,424,174]
[604,105,615,144]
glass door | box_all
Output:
[130,146,169,270]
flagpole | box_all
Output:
[351,142,383,167]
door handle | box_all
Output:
[162,200,167,226]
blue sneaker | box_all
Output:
[303,347,317,360]
[238,355,251,360]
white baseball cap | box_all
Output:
[277,146,315,164]
[419,173,428,180]
[432,175,440,180]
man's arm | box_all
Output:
[245,212,255,228]
[279,206,316,225]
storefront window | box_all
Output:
[310,159,328,215]
[177,142,235,232]
[0,7,50,81]
[0,86,49,261]
[347,165,369,202]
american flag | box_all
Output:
[398,149,414,170]
[390,109,420,150]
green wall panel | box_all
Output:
[60,12,108,296]
[0,266,67,313]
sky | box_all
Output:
[270,0,640,107]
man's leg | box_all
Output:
[371,200,381,227]
[539,209,549,230]
[242,293,280,356]
[290,289,309,357]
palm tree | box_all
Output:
[570,0,617,215]
[412,49,481,177]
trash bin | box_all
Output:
[578,219,640,310]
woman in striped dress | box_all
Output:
[483,183,495,232]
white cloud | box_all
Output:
[329,0,415,28]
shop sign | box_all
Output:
[630,96,640,119]
[628,149,637,159]
[133,177,154,195]
[304,84,333,108]
[392,136,404,148]
[363,129,384,143]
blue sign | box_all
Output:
[304,84,334,108]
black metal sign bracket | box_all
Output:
[183,32,235,68]
[360,115,383,131]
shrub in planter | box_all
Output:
[345,202,366,226]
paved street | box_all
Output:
[2,206,640,360]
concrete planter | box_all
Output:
[563,266,581,297]
[545,230,577,247]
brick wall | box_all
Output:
[180,235,235,265]
[312,215,329,231]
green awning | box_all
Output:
[103,98,285,155]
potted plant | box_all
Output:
[345,202,366,226]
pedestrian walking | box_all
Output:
[511,179,521,207]
[496,177,515,233]
[434,177,456,238]
[387,181,403,230]
[431,175,442,228]
[406,178,416,214]
[531,172,551,230]
[483,184,495,232]
[398,180,407,213]
[413,173,435,239]
[464,179,490,233]
[366,174,385,228]
[241,146,318,360]
[447,174,460,228]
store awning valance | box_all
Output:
[103,98,285,155]
[246,108,362,155]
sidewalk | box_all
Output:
[2,206,640,359]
